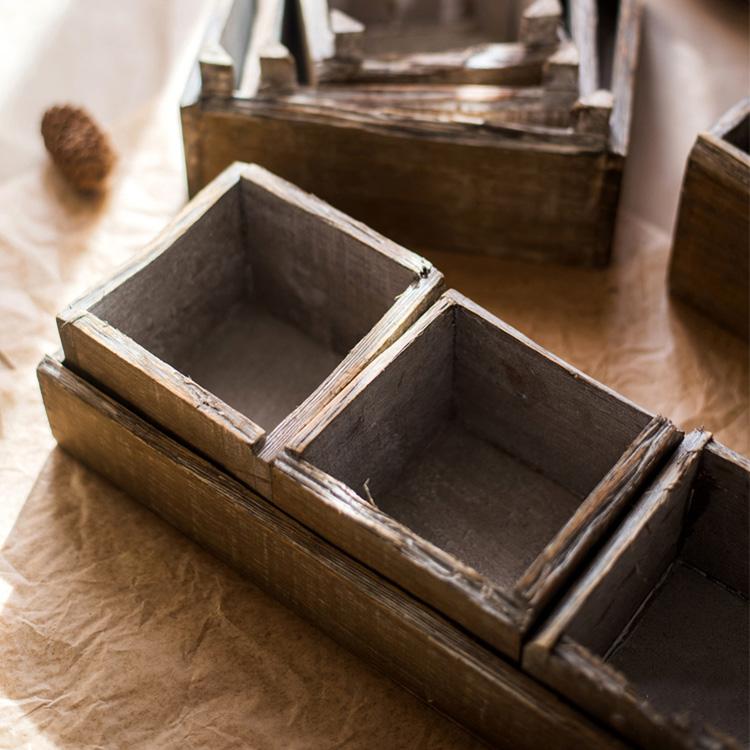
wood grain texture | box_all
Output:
[273,290,677,660]
[525,431,749,750]
[180,0,641,266]
[669,99,750,340]
[37,354,630,750]
[58,162,443,497]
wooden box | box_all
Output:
[57,162,443,497]
[37,352,629,750]
[669,98,750,340]
[272,290,680,660]
[525,431,749,749]
[181,0,642,266]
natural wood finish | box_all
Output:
[669,98,750,340]
[272,290,679,659]
[57,162,443,497]
[525,431,749,750]
[180,0,642,266]
[37,353,630,750]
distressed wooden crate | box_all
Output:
[181,0,641,266]
[669,98,750,340]
[57,163,442,497]
[524,431,749,750]
[272,290,680,660]
[37,352,630,750]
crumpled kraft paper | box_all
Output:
[0,0,746,747]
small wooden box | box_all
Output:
[669,98,750,340]
[37,353,628,750]
[273,290,679,660]
[181,0,641,266]
[525,431,749,749]
[57,163,443,497]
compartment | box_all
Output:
[273,290,679,659]
[525,432,749,749]
[57,163,442,494]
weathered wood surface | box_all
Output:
[274,290,678,660]
[58,163,443,497]
[180,0,641,266]
[37,354,631,750]
[669,98,750,340]
[525,431,749,749]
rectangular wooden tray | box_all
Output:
[524,430,749,749]
[669,98,750,340]
[37,352,629,750]
[57,162,442,497]
[181,0,641,266]
[273,289,680,660]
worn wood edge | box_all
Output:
[695,131,750,185]
[272,451,524,660]
[211,96,610,153]
[36,353,629,750]
[523,429,711,664]
[237,0,289,97]
[706,439,750,475]
[514,416,681,624]
[569,0,598,96]
[709,96,750,143]
[57,312,270,489]
[262,267,444,463]
[608,0,642,156]
[196,0,238,96]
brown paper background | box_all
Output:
[0,1,747,747]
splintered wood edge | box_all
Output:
[523,429,711,668]
[272,451,523,659]
[514,416,681,622]
[709,97,750,143]
[37,353,627,750]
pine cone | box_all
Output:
[41,105,115,193]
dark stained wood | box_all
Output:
[524,431,749,750]
[37,353,631,750]
[669,98,750,340]
[57,163,443,497]
[273,290,679,660]
[180,0,641,266]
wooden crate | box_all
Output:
[272,290,680,660]
[669,98,750,340]
[37,352,630,750]
[57,162,443,497]
[181,0,641,266]
[525,431,749,750]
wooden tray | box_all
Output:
[57,162,442,497]
[525,431,749,749]
[37,352,629,750]
[669,98,750,340]
[181,0,642,266]
[273,290,680,660]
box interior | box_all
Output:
[568,445,749,745]
[724,112,750,154]
[330,0,529,54]
[90,179,418,432]
[302,303,651,590]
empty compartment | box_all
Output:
[527,434,749,749]
[277,292,674,658]
[58,164,441,491]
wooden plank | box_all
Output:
[569,0,598,96]
[669,101,750,340]
[37,354,629,750]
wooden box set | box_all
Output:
[669,98,750,340]
[181,0,642,266]
[40,164,749,748]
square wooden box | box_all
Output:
[57,162,442,497]
[272,290,679,660]
[37,353,627,750]
[525,431,749,749]
[181,0,641,266]
[669,98,750,340]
